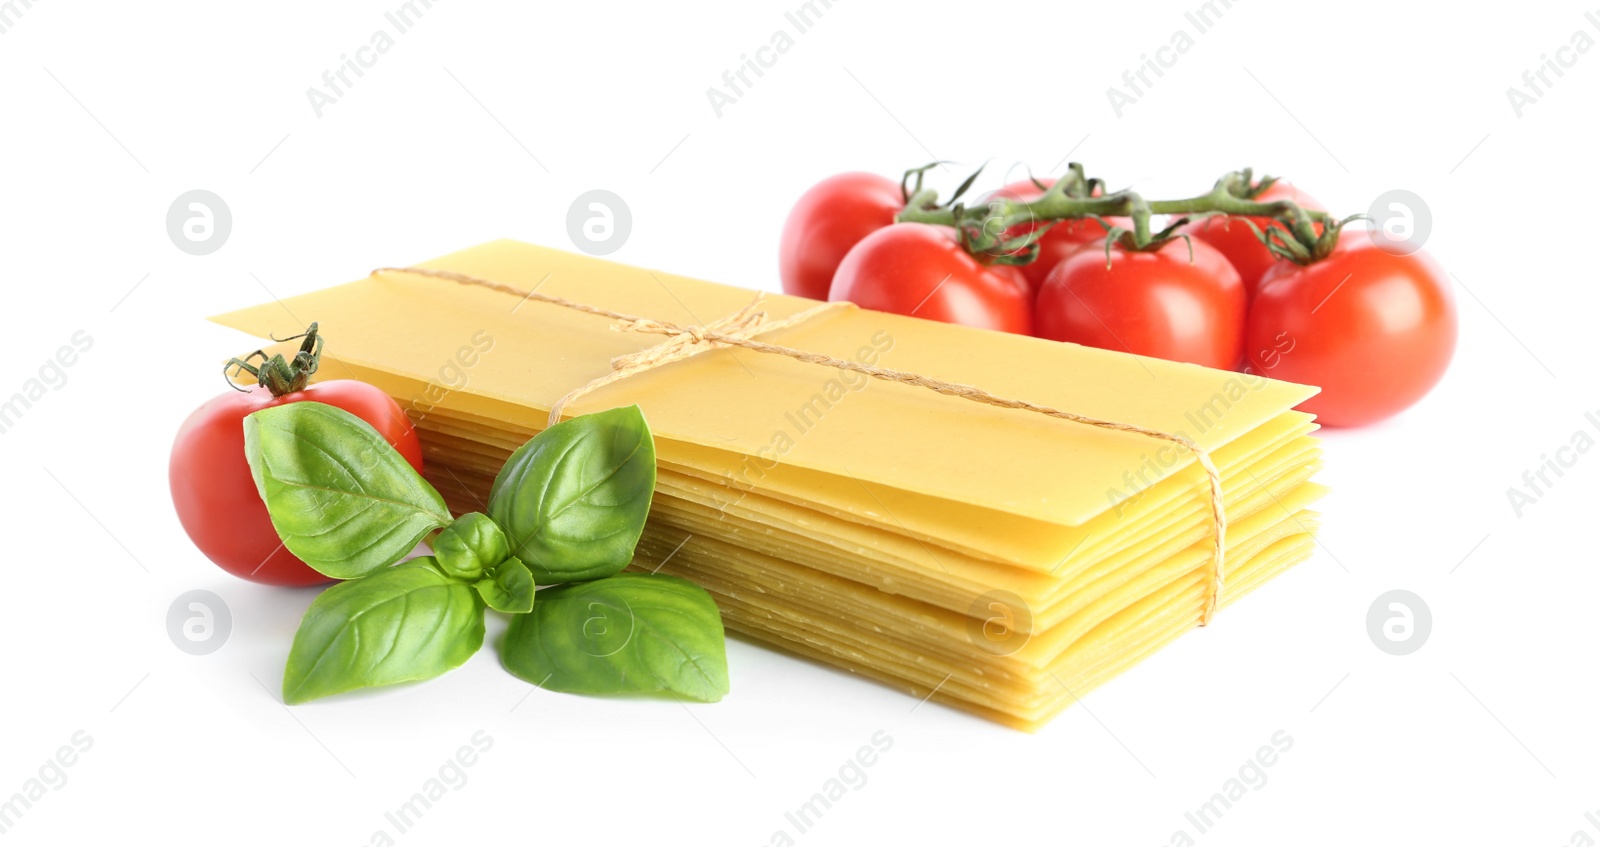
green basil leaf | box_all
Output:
[487,405,656,584]
[475,556,534,614]
[434,512,510,580]
[283,558,485,704]
[500,573,728,702]
[243,402,452,579]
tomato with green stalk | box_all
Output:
[169,324,423,586]
[1179,181,1324,298]
[1245,232,1456,427]
[828,223,1033,334]
[982,177,1133,295]
[1035,235,1247,369]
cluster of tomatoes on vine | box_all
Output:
[779,165,1456,428]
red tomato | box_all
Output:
[779,172,904,301]
[1035,238,1246,369]
[989,263,1028,294]
[829,223,1032,334]
[984,179,1131,295]
[1244,233,1456,427]
[1179,182,1323,299]
[171,380,423,586]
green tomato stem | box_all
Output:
[894,167,1341,263]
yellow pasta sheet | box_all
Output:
[211,239,1317,530]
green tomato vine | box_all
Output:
[894,163,1362,267]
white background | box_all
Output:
[1,1,1595,844]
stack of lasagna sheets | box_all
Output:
[215,240,1325,731]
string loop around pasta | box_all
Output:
[371,265,1230,626]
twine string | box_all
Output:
[371,265,1229,625]
[549,294,847,427]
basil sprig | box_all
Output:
[244,402,730,705]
